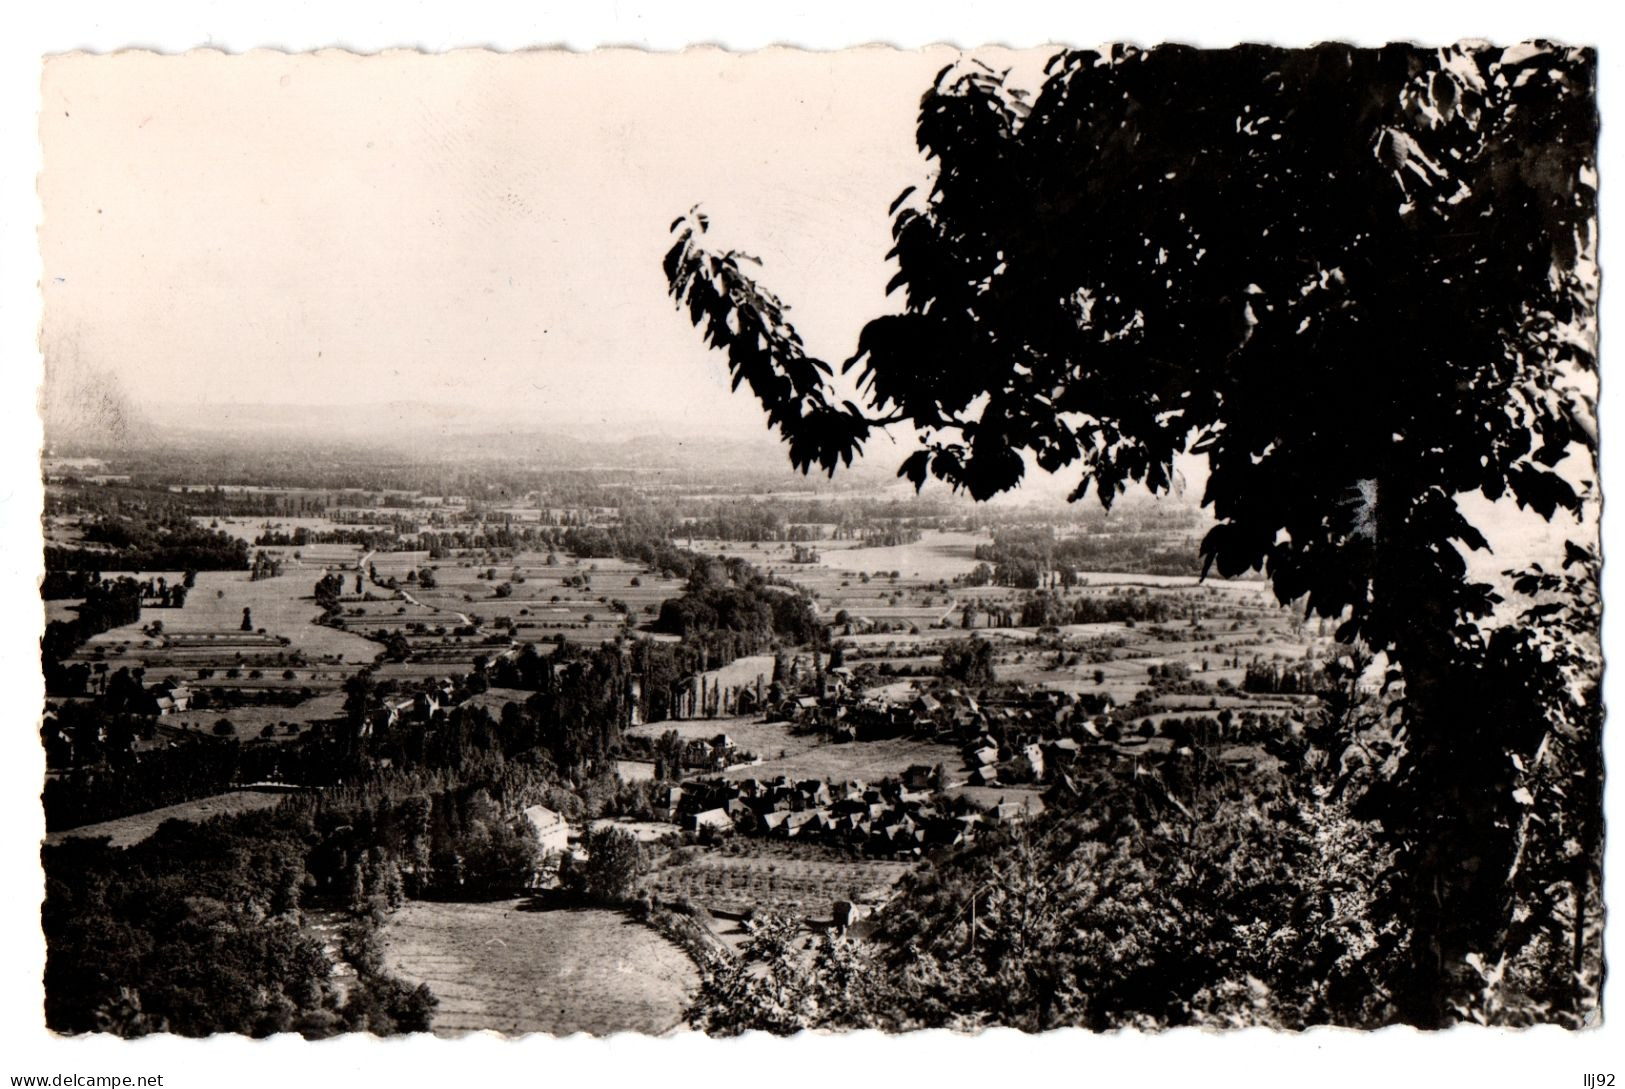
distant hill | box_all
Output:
[117,399,864,481]
[55,398,1208,511]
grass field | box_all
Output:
[629,715,959,784]
[380,900,697,1037]
[817,531,989,580]
[44,790,292,847]
[626,716,824,764]
[721,735,962,784]
[160,690,347,740]
[679,533,977,631]
[79,569,382,667]
[398,551,683,646]
[202,516,348,548]
[45,599,84,624]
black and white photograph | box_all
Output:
[3,5,1620,1086]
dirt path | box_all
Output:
[395,586,472,627]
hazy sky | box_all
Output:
[34,45,1598,528]
[39,47,1049,441]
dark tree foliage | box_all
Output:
[688,754,1403,1034]
[976,526,1198,581]
[47,514,249,572]
[564,825,645,903]
[43,821,335,1037]
[939,636,997,687]
[1017,589,1179,628]
[41,570,102,600]
[666,43,1598,1025]
[43,742,243,831]
[43,757,590,1037]
[557,525,698,580]
[668,43,1594,516]
[653,556,819,647]
[313,572,346,614]
[41,577,143,671]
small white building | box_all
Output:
[686,807,734,834]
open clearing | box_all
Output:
[817,531,989,580]
[159,690,347,740]
[629,716,960,784]
[380,900,696,1037]
[721,735,961,784]
[680,532,979,631]
[79,569,382,668]
[45,790,292,847]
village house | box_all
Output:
[686,807,734,834]
[989,797,1047,824]
[137,680,194,717]
[670,772,987,857]
[653,784,683,821]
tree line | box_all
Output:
[973,526,1200,586]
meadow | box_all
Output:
[380,900,697,1037]
[78,568,382,672]
[43,789,292,848]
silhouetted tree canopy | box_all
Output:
[666,41,1599,1026]
[667,41,1594,638]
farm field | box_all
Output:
[830,572,1321,710]
[682,529,987,577]
[200,516,353,548]
[44,789,293,847]
[159,690,347,740]
[397,550,682,646]
[78,569,382,668]
[380,901,696,1037]
[817,530,989,579]
[649,844,914,918]
[374,661,487,685]
[681,533,975,631]
[1068,571,1270,588]
[627,716,963,786]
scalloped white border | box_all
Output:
[3,3,1620,1085]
